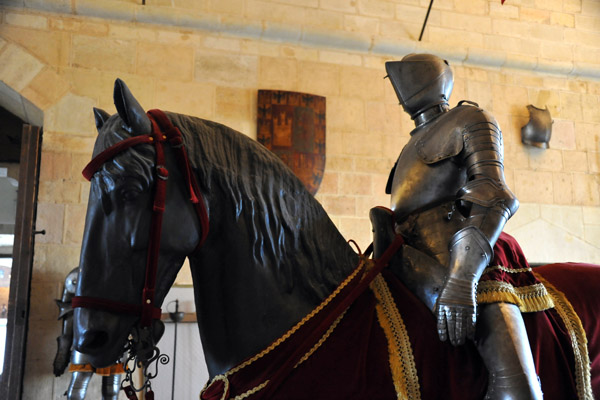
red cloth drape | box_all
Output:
[201,233,600,399]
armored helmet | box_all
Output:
[385,54,453,119]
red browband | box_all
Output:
[74,109,209,327]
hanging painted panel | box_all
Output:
[257,90,326,195]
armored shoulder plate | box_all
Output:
[415,124,464,164]
[64,267,79,294]
[414,103,489,165]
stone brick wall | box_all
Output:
[0,1,598,398]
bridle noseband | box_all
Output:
[72,109,209,328]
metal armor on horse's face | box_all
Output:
[54,267,123,400]
[382,53,542,399]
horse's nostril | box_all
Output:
[80,330,109,351]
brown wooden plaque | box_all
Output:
[257,90,326,195]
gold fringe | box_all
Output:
[477,281,554,313]
[483,264,533,274]
[534,273,593,400]
[371,275,421,400]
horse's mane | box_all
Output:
[95,111,356,302]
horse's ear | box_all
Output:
[93,107,111,132]
[113,78,152,136]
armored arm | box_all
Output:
[455,110,518,243]
[54,268,78,376]
[437,108,519,346]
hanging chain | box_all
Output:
[121,329,170,399]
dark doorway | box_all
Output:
[0,106,42,400]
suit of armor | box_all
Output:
[383,54,542,399]
[53,267,122,400]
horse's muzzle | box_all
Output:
[73,308,134,368]
[76,329,110,353]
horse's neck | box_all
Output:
[172,114,358,376]
[190,190,358,378]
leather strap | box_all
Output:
[71,296,161,320]
[123,385,138,400]
[82,135,154,181]
[146,109,209,250]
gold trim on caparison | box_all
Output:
[477,280,554,313]
[371,275,421,400]
[534,273,593,400]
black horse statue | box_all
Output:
[73,79,600,399]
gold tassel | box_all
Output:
[477,281,554,313]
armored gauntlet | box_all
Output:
[436,226,492,346]
[54,334,72,376]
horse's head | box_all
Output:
[73,79,203,368]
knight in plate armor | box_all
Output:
[53,267,124,400]
[379,54,543,399]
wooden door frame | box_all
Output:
[1,125,42,400]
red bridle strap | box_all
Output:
[82,135,154,181]
[71,296,161,320]
[147,109,209,249]
[73,109,208,328]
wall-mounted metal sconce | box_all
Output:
[521,105,553,149]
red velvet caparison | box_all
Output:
[202,233,600,399]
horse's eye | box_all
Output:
[121,189,141,203]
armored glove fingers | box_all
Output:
[436,277,477,346]
[437,226,493,346]
[53,334,72,376]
